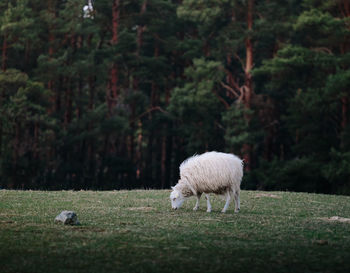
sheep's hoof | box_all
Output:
[221,209,226,213]
[234,209,240,213]
[193,207,198,211]
[206,209,211,213]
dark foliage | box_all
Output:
[0,0,349,194]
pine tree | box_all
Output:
[253,0,350,193]
[0,0,35,71]
[175,0,266,170]
[0,69,53,188]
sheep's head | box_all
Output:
[170,187,185,210]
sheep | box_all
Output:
[170,151,243,213]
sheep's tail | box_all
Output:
[232,155,244,188]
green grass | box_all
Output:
[1,190,350,273]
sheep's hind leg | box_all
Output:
[222,192,231,213]
[205,194,212,212]
[233,191,240,213]
[193,194,202,211]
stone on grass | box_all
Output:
[55,211,80,225]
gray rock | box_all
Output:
[55,210,80,225]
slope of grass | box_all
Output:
[0,190,350,273]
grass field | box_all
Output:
[1,190,350,273]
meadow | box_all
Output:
[1,190,350,273]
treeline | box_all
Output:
[0,0,349,194]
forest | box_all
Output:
[0,0,349,194]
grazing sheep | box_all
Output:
[170,151,243,213]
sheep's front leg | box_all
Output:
[222,193,231,213]
[205,194,212,213]
[193,194,201,211]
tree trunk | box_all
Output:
[108,64,118,112]
[108,0,121,114]
[0,121,2,157]
[137,1,147,56]
[76,78,83,119]
[160,125,167,189]
[244,0,254,108]
[339,0,350,18]
[129,0,148,182]
[33,122,39,160]
[87,24,96,171]
[11,122,21,189]
[341,96,348,130]
[135,121,143,181]
[64,79,72,127]
[241,0,254,171]
[24,40,31,71]
[87,77,96,181]
[112,0,120,45]
[151,45,160,107]
[2,34,8,72]
[47,0,56,112]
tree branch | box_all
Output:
[234,53,245,71]
[134,106,169,122]
[311,47,333,55]
[212,89,230,109]
[220,81,240,98]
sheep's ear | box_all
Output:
[171,186,175,190]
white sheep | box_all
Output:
[170,151,243,213]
